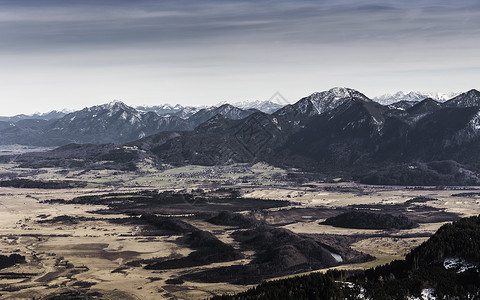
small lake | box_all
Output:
[330,252,343,263]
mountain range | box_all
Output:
[1,91,460,124]
[0,100,284,124]
[373,91,460,105]
[0,110,71,123]
[121,88,480,169]
[135,104,202,119]
[3,87,480,183]
[1,91,463,148]
[0,101,262,146]
[0,99,285,146]
[218,100,285,114]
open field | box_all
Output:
[0,145,56,156]
[1,162,480,299]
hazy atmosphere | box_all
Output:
[1,0,480,115]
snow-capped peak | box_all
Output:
[373,91,460,105]
[135,104,206,119]
[214,100,286,114]
[279,87,369,117]
[91,100,133,113]
[328,87,353,98]
[107,100,127,108]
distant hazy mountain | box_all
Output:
[220,100,285,114]
[135,104,204,119]
[373,91,460,105]
[1,100,272,125]
[187,104,257,126]
[136,99,285,118]
[0,101,257,146]
[43,101,193,145]
[0,101,190,146]
[0,110,70,122]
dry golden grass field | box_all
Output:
[1,161,479,299]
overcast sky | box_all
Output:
[1,0,480,115]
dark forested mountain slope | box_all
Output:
[214,215,480,300]
[129,112,288,166]
[443,89,480,108]
[186,104,257,127]
[404,107,480,162]
[7,87,480,181]
[271,94,480,171]
[120,88,480,174]
[407,98,442,116]
[273,98,408,169]
[388,100,419,110]
[273,87,372,130]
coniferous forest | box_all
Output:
[213,215,480,299]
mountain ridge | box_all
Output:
[0,101,259,146]
[373,91,460,105]
[5,87,480,184]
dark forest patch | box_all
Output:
[214,215,480,299]
[360,161,480,186]
[0,254,26,270]
[37,215,95,225]
[345,200,460,224]
[322,211,418,230]
[207,211,258,228]
[0,178,87,189]
[43,190,290,215]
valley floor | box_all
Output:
[0,162,479,299]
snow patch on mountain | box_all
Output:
[470,111,480,131]
[443,257,479,273]
[305,87,371,116]
[407,288,437,300]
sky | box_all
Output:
[1,0,480,116]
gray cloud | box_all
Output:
[1,0,479,115]
[1,0,479,51]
